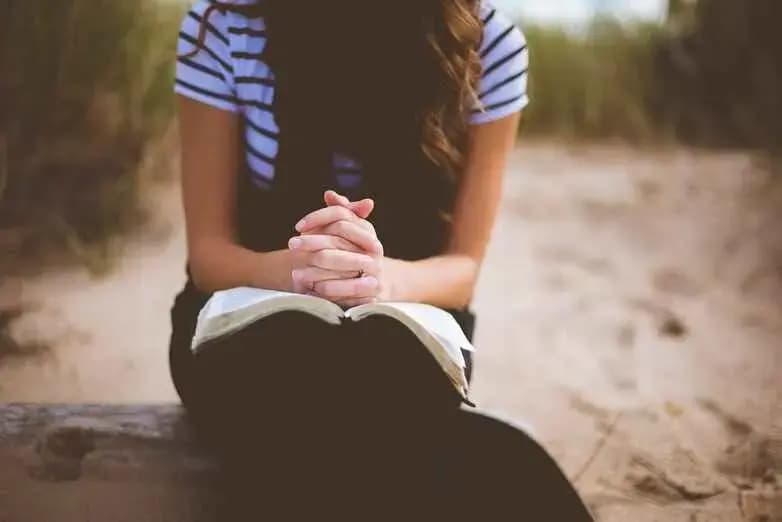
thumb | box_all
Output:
[324,190,350,208]
[324,190,374,219]
[350,198,374,219]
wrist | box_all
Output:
[382,257,410,302]
[248,249,295,292]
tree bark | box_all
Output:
[0,404,221,522]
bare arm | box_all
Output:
[386,113,521,308]
[178,96,293,293]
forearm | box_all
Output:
[188,238,293,294]
[386,254,480,309]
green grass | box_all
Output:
[656,0,782,154]
[0,0,184,274]
[522,20,665,143]
[521,0,782,156]
[2,0,780,276]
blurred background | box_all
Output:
[1,0,780,520]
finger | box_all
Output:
[350,198,374,220]
[295,206,362,233]
[316,221,383,255]
[335,297,377,308]
[324,190,374,218]
[288,234,362,253]
[291,267,357,289]
[324,190,350,208]
[313,276,379,300]
[324,191,376,221]
[328,215,375,235]
[308,249,377,273]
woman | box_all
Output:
[170,0,592,519]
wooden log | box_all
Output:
[1,405,599,521]
[0,404,220,522]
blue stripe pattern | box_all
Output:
[175,1,529,187]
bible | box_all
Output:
[192,287,474,401]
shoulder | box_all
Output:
[180,1,265,51]
[176,1,266,112]
[478,2,527,71]
[471,3,530,124]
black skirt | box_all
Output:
[169,277,475,418]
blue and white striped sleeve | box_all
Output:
[175,1,238,113]
[471,6,529,125]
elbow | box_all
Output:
[188,243,223,294]
[189,259,219,294]
[455,256,481,309]
[453,293,474,311]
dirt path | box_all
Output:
[0,183,185,402]
[2,143,780,520]
[473,144,781,520]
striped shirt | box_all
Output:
[175,1,529,189]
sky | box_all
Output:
[494,0,668,24]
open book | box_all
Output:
[192,287,474,401]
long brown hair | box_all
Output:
[422,0,483,177]
[186,0,483,180]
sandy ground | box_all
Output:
[1,143,780,520]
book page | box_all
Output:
[201,287,299,319]
[348,303,474,352]
[193,287,343,352]
[345,303,473,399]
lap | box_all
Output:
[167,288,593,521]
[169,281,474,412]
[171,307,461,444]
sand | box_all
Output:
[1,143,780,520]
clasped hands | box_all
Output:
[288,190,389,307]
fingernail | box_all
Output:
[295,219,306,232]
[364,277,378,288]
[289,237,302,249]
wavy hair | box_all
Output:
[421,0,483,177]
[185,0,482,180]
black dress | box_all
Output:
[167,165,479,514]
[168,177,592,520]
[168,7,593,516]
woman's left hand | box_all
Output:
[291,191,391,306]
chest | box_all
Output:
[231,28,365,192]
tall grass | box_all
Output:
[522,21,664,142]
[522,0,782,156]
[0,0,184,273]
[1,0,779,275]
[657,0,782,154]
